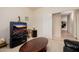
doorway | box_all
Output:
[61,14,71,33]
[52,11,74,40]
[61,13,72,37]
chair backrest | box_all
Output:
[64,39,79,50]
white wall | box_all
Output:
[73,11,77,37]
[0,7,33,43]
[67,13,73,34]
[32,7,78,39]
[0,7,78,43]
[75,10,79,39]
[31,8,79,40]
[32,8,52,39]
[71,10,79,39]
[71,10,78,38]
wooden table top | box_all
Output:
[19,37,48,52]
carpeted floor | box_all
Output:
[0,30,76,52]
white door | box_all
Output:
[52,13,61,39]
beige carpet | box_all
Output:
[0,38,64,52]
[0,30,76,52]
[47,39,64,52]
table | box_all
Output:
[19,37,48,52]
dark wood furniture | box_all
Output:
[32,30,37,37]
[19,37,48,52]
[10,22,27,48]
